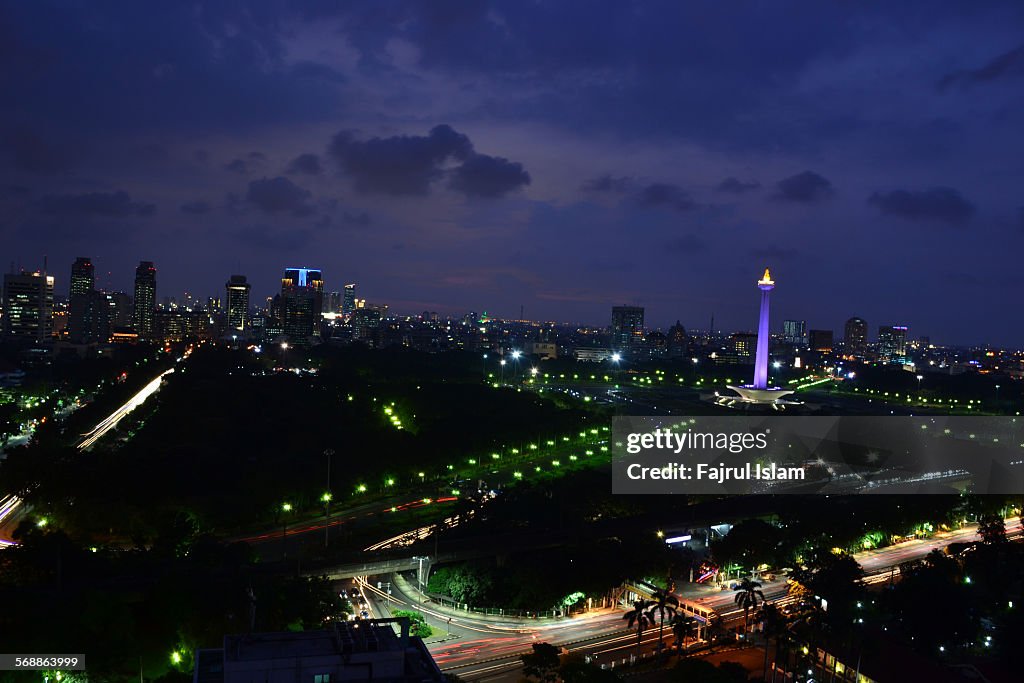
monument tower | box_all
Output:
[752,268,774,390]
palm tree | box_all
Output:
[670,614,698,652]
[756,603,786,683]
[623,599,654,656]
[734,577,765,634]
[646,589,679,654]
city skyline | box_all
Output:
[1,3,1023,345]
[5,253,1000,348]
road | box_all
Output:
[343,515,1021,680]
[0,364,179,545]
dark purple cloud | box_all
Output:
[286,153,323,176]
[3,128,74,174]
[449,154,530,198]
[772,171,834,203]
[245,177,314,216]
[328,124,474,195]
[36,191,155,217]
[867,187,975,225]
[716,177,760,194]
[938,44,1024,91]
[179,200,212,215]
[636,183,697,212]
[581,175,633,193]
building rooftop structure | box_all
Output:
[194,618,445,683]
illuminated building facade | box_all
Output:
[225,274,251,333]
[879,324,908,362]
[844,317,868,358]
[611,305,644,352]
[2,270,55,343]
[281,267,323,345]
[132,260,157,339]
[342,283,356,315]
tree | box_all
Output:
[522,642,562,683]
[978,514,1007,544]
[670,614,698,651]
[393,610,433,638]
[622,599,653,655]
[756,603,787,683]
[559,655,622,683]
[733,578,765,633]
[645,589,679,653]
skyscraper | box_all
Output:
[808,329,834,353]
[132,261,156,339]
[844,317,868,358]
[225,275,251,333]
[2,271,55,343]
[281,267,324,345]
[783,319,807,346]
[68,257,95,343]
[342,283,356,315]
[879,325,908,362]
[610,305,644,352]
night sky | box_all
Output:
[2,2,1023,345]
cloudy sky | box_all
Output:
[2,1,1023,344]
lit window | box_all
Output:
[314,675,332,683]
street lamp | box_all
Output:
[324,448,335,547]
[916,375,923,392]
[511,350,522,380]
[281,502,293,555]
[500,359,506,383]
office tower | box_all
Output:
[225,275,251,333]
[752,268,774,390]
[68,257,95,343]
[809,329,834,353]
[610,305,644,352]
[342,283,356,315]
[844,317,868,358]
[108,291,132,329]
[281,267,323,344]
[2,270,55,343]
[667,320,688,357]
[879,325,908,362]
[324,290,341,314]
[783,319,807,346]
[132,261,157,338]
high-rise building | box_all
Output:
[879,325,908,362]
[610,305,644,352]
[324,290,341,314]
[132,261,156,338]
[342,283,356,315]
[667,320,688,357]
[2,270,55,343]
[844,317,868,358]
[107,291,132,329]
[783,319,807,346]
[281,267,324,345]
[225,275,251,333]
[68,257,96,343]
[808,329,834,353]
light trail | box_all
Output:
[0,363,180,549]
[78,368,174,450]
